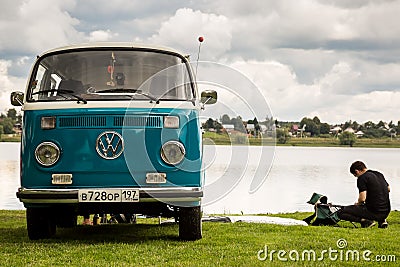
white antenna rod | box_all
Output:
[195,36,204,78]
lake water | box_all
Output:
[1,142,399,214]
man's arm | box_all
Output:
[356,191,366,205]
[388,185,391,193]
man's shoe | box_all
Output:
[378,220,388,229]
[361,219,376,228]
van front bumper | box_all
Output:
[16,187,203,204]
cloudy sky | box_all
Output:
[1,0,400,124]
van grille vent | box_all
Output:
[57,115,163,128]
[58,116,107,128]
[114,116,162,128]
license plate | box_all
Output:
[146,173,166,183]
[78,189,139,202]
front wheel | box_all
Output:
[26,208,56,240]
[178,206,202,240]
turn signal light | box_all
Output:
[41,117,56,129]
[164,116,179,128]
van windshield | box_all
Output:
[28,49,194,103]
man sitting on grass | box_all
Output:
[338,161,391,228]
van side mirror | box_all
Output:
[200,90,217,105]
[10,91,24,106]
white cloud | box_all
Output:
[0,60,25,113]
[316,62,361,94]
[312,90,400,123]
[0,61,13,91]
[213,58,400,123]
[226,60,316,119]
[217,0,400,65]
[356,91,400,117]
[230,60,298,93]
[16,56,30,66]
[88,30,118,42]
[359,62,400,90]
[348,1,400,41]
[150,8,232,59]
[0,0,84,54]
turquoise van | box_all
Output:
[11,43,217,240]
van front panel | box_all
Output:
[21,107,202,189]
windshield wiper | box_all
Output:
[31,89,87,104]
[96,88,139,93]
[95,88,159,104]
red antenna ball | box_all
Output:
[198,36,204,42]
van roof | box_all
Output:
[39,42,187,58]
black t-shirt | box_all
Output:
[357,170,390,213]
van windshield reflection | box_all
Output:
[28,50,194,103]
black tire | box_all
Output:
[178,206,202,241]
[26,208,56,240]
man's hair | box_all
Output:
[350,161,367,175]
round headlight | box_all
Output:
[35,142,60,166]
[161,141,186,165]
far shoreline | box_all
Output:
[203,133,400,148]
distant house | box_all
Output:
[222,124,235,133]
[246,123,257,137]
[381,123,390,130]
[291,124,299,136]
[378,125,390,133]
[355,130,364,137]
[13,123,22,135]
[330,126,342,134]
[291,124,307,138]
[344,127,355,133]
[246,123,255,132]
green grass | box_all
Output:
[0,210,398,266]
[284,137,400,148]
[203,132,400,148]
[0,135,21,142]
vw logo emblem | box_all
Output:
[96,131,124,159]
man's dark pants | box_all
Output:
[338,205,389,223]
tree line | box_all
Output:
[202,114,276,135]
[0,108,22,136]
[287,116,398,139]
[204,114,399,137]
[203,113,399,145]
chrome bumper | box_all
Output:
[17,187,203,204]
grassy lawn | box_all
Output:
[0,135,21,142]
[0,210,398,266]
[203,132,400,148]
